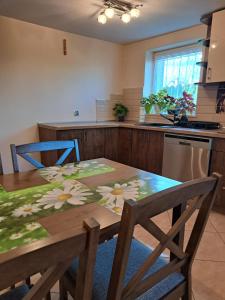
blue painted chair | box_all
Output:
[61,173,221,300]
[0,218,100,300]
[0,153,3,175]
[10,140,80,172]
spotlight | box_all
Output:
[121,13,131,23]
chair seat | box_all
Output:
[0,285,29,300]
[69,238,184,300]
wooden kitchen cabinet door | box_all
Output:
[117,128,133,166]
[131,129,164,174]
[131,129,150,170]
[83,128,105,160]
[147,131,164,175]
[104,128,119,161]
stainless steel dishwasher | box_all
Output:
[162,133,212,182]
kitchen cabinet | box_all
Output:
[104,128,119,161]
[210,138,225,208]
[206,10,225,83]
[117,128,133,166]
[131,129,164,174]
[57,129,105,161]
[39,125,165,174]
[83,129,105,160]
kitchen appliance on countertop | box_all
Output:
[174,120,221,130]
[160,111,221,130]
[162,133,212,182]
[138,120,221,130]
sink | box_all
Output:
[137,122,176,128]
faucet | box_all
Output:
[160,109,188,126]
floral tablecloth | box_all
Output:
[0,161,180,254]
[38,160,115,183]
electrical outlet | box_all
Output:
[74,110,79,117]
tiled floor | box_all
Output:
[34,209,225,300]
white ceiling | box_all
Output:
[1,0,225,44]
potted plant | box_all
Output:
[113,103,129,122]
[156,89,170,112]
[141,94,157,114]
[166,91,196,115]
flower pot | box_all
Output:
[118,116,125,122]
[144,103,153,114]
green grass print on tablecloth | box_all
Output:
[0,180,100,254]
[39,160,115,183]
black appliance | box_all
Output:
[160,111,220,130]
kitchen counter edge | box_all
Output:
[38,122,225,139]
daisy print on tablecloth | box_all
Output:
[128,179,146,188]
[97,183,139,215]
[25,222,42,231]
[1,202,13,207]
[0,216,6,223]
[12,204,41,218]
[9,233,24,240]
[39,164,80,183]
[36,180,93,210]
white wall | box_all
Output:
[0,16,123,173]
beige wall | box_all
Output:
[0,16,123,173]
[121,25,225,126]
[122,25,207,88]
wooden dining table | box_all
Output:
[0,158,182,290]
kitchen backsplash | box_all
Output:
[96,86,225,127]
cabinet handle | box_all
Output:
[207,67,212,81]
[222,186,225,190]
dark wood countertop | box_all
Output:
[38,121,225,139]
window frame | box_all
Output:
[151,44,202,115]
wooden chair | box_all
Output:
[0,153,3,175]
[61,173,222,300]
[0,217,100,300]
[10,140,80,173]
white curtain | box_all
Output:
[152,45,202,101]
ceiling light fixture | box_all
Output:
[105,7,115,18]
[130,7,140,18]
[97,0,143,25]
[98,13,107,24]
[121,12,131,23]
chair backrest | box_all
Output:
[0,218,100,300]
[10,140,80,172]
[0,153,3,175]
[107,173,222,300]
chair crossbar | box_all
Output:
[56,148,73,165]
[140,219,186,260]
[19,153,45,169]
[23,260,72,300]
[123,196,201,297]
[123,258,187,300]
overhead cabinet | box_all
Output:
[206,10,225,83]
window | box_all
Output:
[152,45,202,103]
